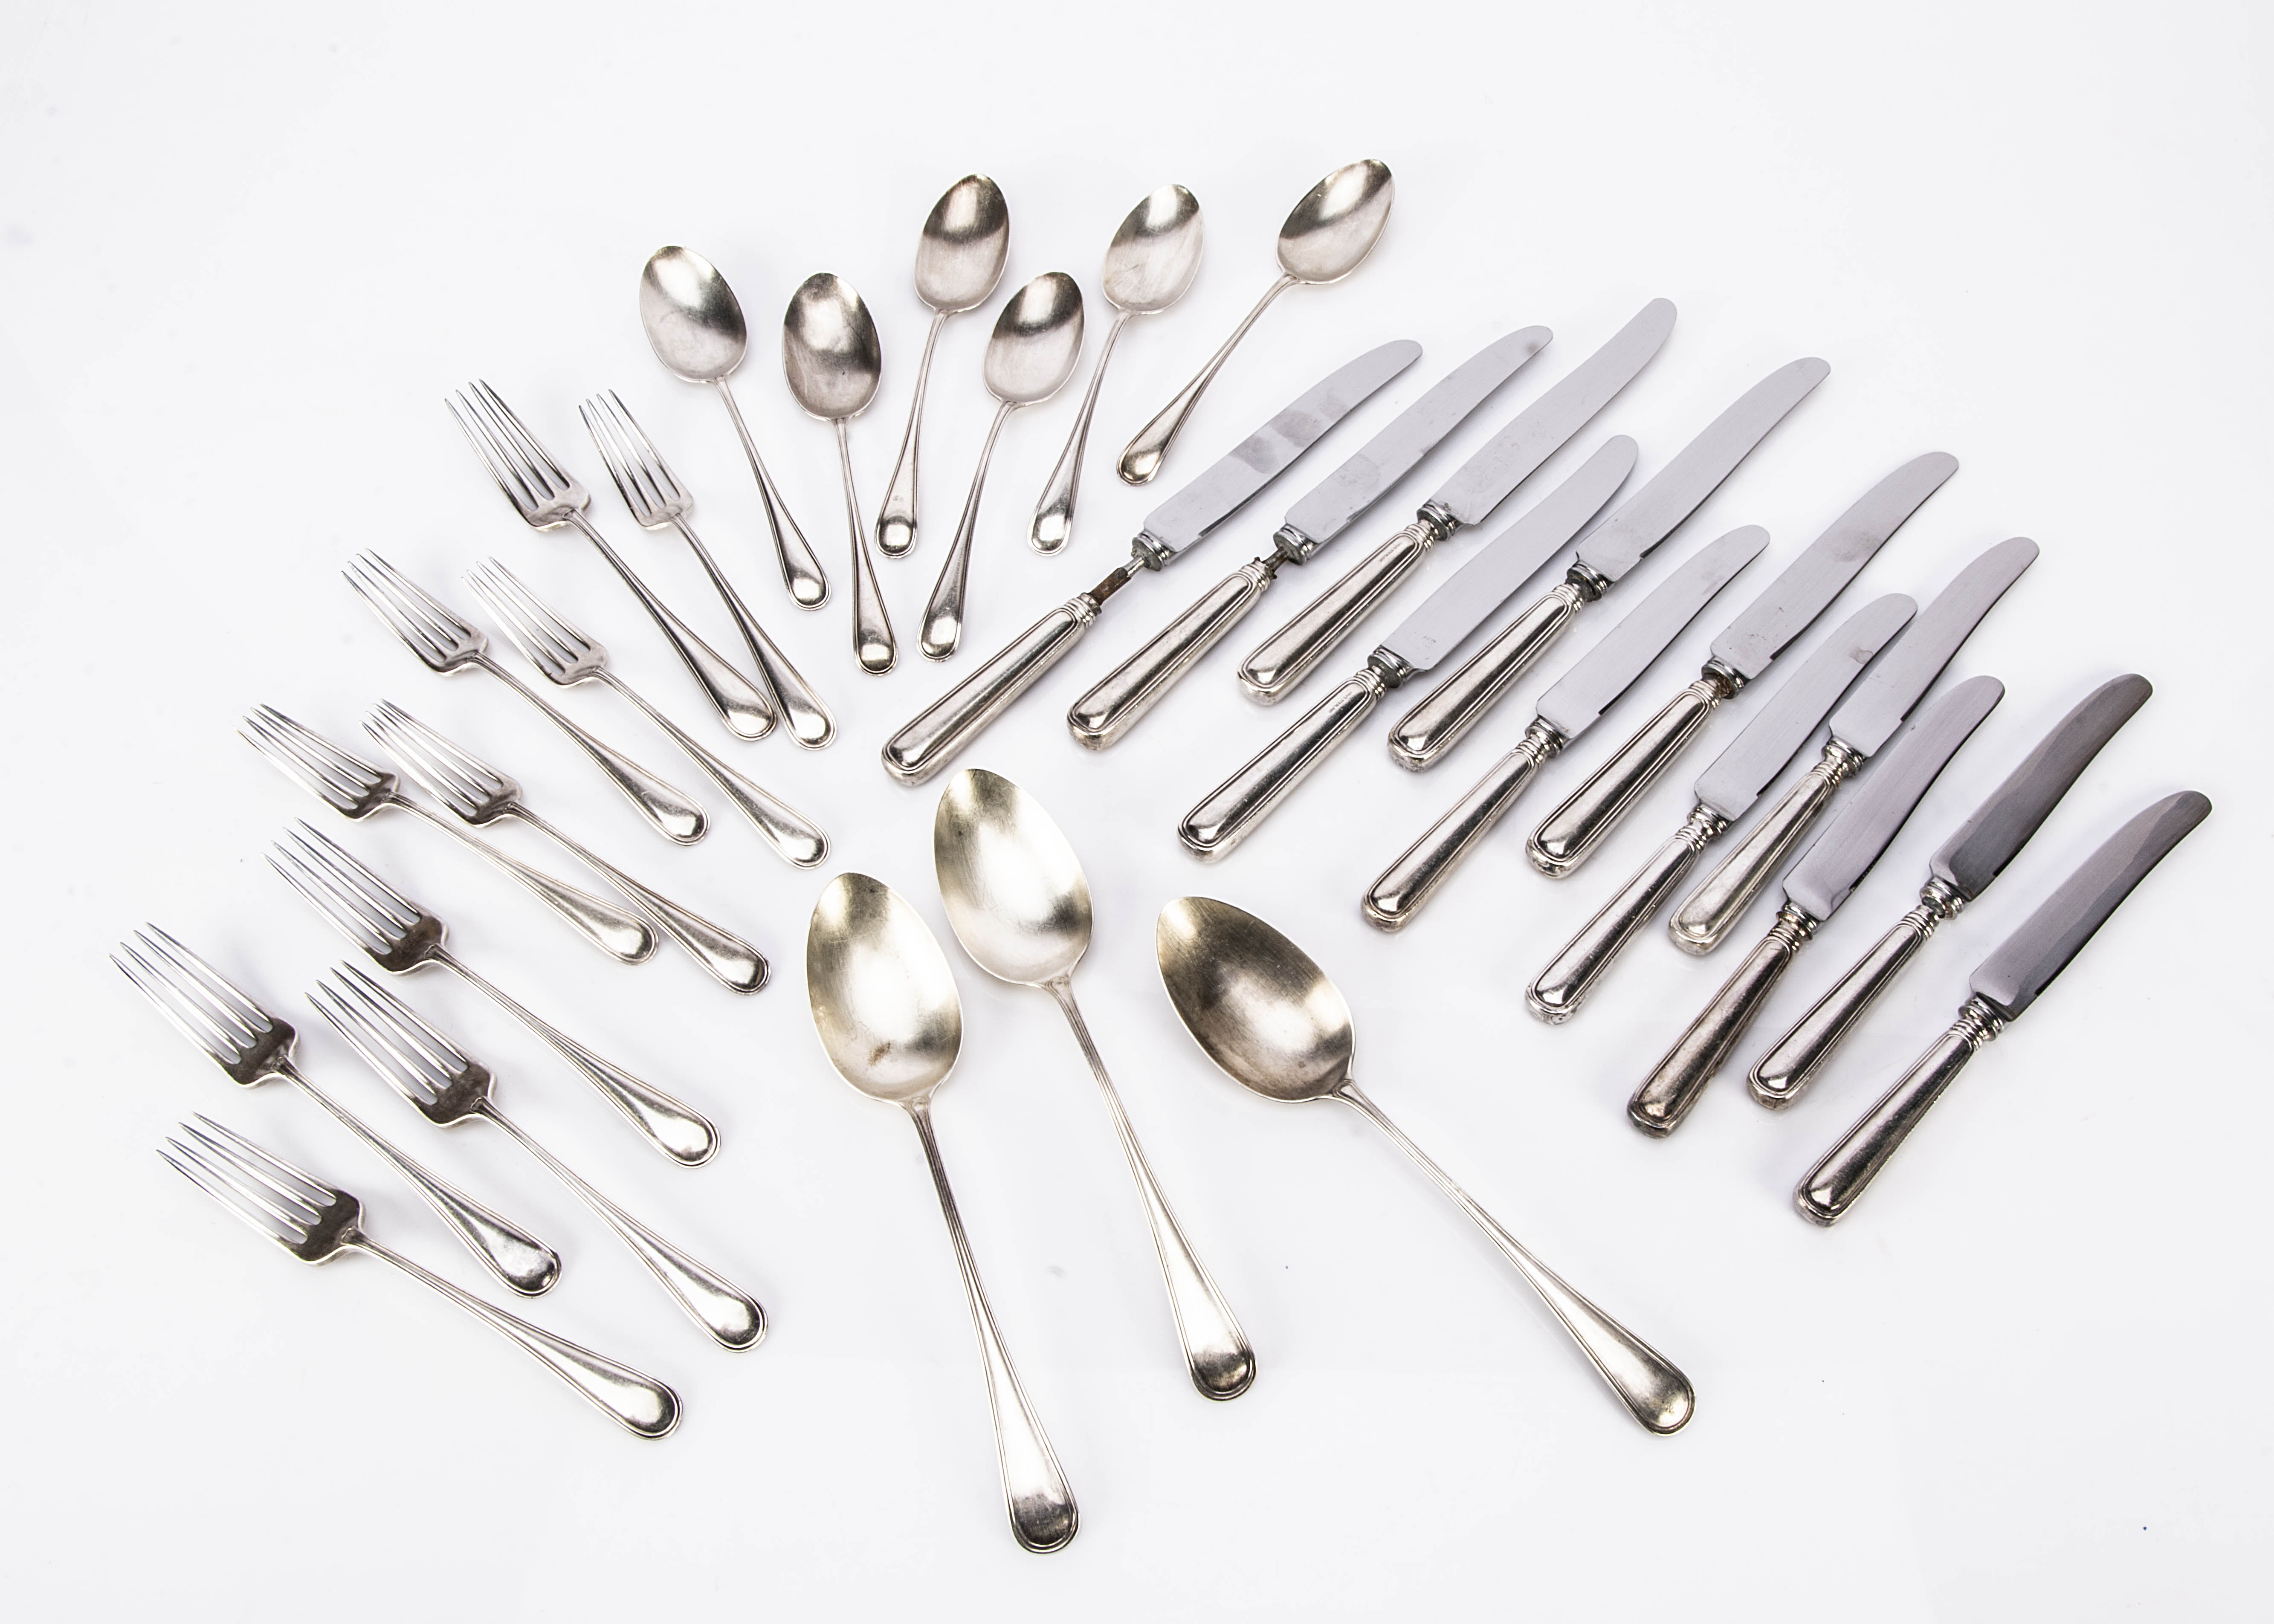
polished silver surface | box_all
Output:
[1118,159,1393,485]
[161,1115,678,1436]
[804,874,1078,1554]
[933,770,1254,1399]
[783,274,896,673]
[116,928,558,1295]
[877,176,1011,558]
[921,272,1086,660]
[638,244,828,608]
[1154,897,1694,1433]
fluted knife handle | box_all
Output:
[1179,670,1388,860]
[1067,560,1277,749]
[1796,997,2002,1225]
[1669,742,1860,955]
[1527,808,1725,1024]
[1389,581,1589,770]
[1530,675,1732,877]
[1750,893,1955,1108]
[1629,904,1814,1137]
[1237,519,1438,703]
[1362,721,1561,930]
[883,594,1103,785]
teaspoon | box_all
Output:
[783,273,895,673]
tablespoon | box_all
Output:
[1117,159,1392,485]
[805,873,1078,1554]
[933,768,1252,1399]
[784,273,895,673]
[1153,896,1695,1434]
[1028,185,1202,553]
[639,244,828,608]
[919,273,1085,660]
[876,174,1011,558]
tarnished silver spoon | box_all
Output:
[783,273,895,674]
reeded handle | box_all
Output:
[483,660,706,843]
[1031,310,1128,553]
[600,674,827,868]
[1389,581,1588,770]
[671,519,836,748]
[1238,520,1436,702]
[923,403,1014,661]
[1750,898,1949,1109]
[876,311,946,558]
[1067,560,1277,749]
[838,420,897,673]
[1527,809,1725,1024]
[1179,669,1388,860]
[1530,677,1730,877]
[1629,905,1814,1137]
[717,377,827,606]
[1669,743,1859,954]
[1362,721,1561,930]
[362,1239,679,1436]
[882,595,1102,784]
[1796,998,2002,1225]
[410,804,655,963]
[526,814,767,994]
[1118,274,1295,485]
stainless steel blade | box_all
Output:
[1534,526,1769,741]
[1784,675,2002,922]
[1429,299,1675,526]
[1379,436,1637,673]
[1572,356,1828,583]
[1694,593,1916,822]
[1827,536,2036,756]
[1970,790,2210,1019]
[1708,452,1958,680]
[1135,339,1422,564]
[1929,674,2152,901]
[1279,328,1549,550]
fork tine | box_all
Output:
[580,392,670,521]
[267,845,391,955]
[242,707,377,813]
[114,935,241,1066]
[365,702,498,808]
[160,1137,308,1248]
[469,380,576,496]
[140,926,275,1036]
[183,1113,337,1220]
[351,552,483,651]
[269,824,423,952]
[603,391,687,506]
[309,967,455,1105]
[449,386,546,517]
[466,560,583,674]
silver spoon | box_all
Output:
[1117,159,1394,486]
[804,873,1078,1555]
[919,272,1085,660]
[1028,185,1203,554]
[783,272,895,674]
[875,175,1011,559]
[1153,895,1696,1435]
[932,768,1254,1400]
[638,246,829,609]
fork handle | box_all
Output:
[521,813,769,993]
[599,674,827,868]
[480,658,707,843]
[358,1238,679,1436]
[672,519,837,748]
[401,801,656,962]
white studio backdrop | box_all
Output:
[1,2,2267,1618]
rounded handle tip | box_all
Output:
[624,1382,683,1439]
[1117,448,1162,486]
[1030,511,1072,553]
[1524,984,1575,1025]
[1191,1343,1258,1402]
[876,519,915,559]
[1011,1491,1079,1554]
[1794,1184,1845,1227]
[859,638,898,674]
[1640,1379,1697,1434]
[1627,1095,1681,1138]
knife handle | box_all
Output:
[1796,996,2003,1225]
[1388,579,1590,770]
[1749,886,1961,1109]
[1530,674,1735,877]
[1361,720,1564,930]
[1628,903,1816,1137]
[1067,560,1277,749]
[1237,518,1441,703]
[1179,669,1389,860]
[1669,741,1862,954]
[1527,806,1727,1024]
[882,594,1102,785]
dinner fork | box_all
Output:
[579,390,835,749]
[365,701,767,993]
[345,550,706,844]
[313,967,766,1349]
[114,926,559,1294]
[241,705,657,963]
[466,561,827,868]
[448,379,775,740]
[161,1115,679,1436]
[266,822,718,1165]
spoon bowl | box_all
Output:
[805,873,962,1106]
[1155,896,1354,1103]
[1276,158,1396,284]
[933,768,1090,987]
[638,245,748,382]
[916,174,1012,313]
[983,272,1086,404]
[1103,185,1205,314]
[783,274,895,671]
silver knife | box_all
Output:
[1065,325,1557,749]
[1228,300,1678,706]
[1523,593,1916,1004]
[1668,535,2038,952]
[1750,673,2151,1107]
[1628,675,2003,1137]
[878,341,1422,785]
[1798,788,2210,1224]
[1348,526,1769,903]
[1527,453,1958,878]
[1388,357,1831,772]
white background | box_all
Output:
[2,2,2267,1617]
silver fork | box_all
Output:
[114,926,559,1294]
[448,379,776,740]
[266,822,719,1165]
[345,550,706,844]
[579,391,835,749]
[313,966,766,1350]
[466,561,827,868]
[242,705,658,963]
[161,1115,679,1436]
[365,701,768,993]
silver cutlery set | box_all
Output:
[119,157,2210,1550]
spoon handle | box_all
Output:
[1030,310,1130,554]
[715,377,828,608]
[478,657,707,843]
[597,672,828,868]
[669,518,837,748]
[922,402,1014,660]
[519,810,769,993]
[1335,1082,1695,1434]
[838,420,897,674]
[882,588,1111,784]
[1117,273,1295,486]
[907,1102,1079,1553]
[875,310,947,558]
[400,799,657,963]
